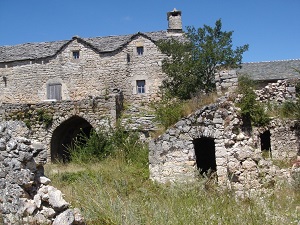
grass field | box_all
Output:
[45,153,300,225]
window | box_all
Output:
[47,83,62,100]
[137,47,144,56]
[137,80,145,94]
[127,53,130,63]
[72,51,80,59]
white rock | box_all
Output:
[53,209,74,225]
[48,186,69,211]
[38,176,51,185]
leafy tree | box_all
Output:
[157,19,249,99]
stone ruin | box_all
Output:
[149,95,300,196]
[0,121,85,224]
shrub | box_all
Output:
[68,129,112,163]
[36,109,53,128]
[152,98,184,129]
[237,75,270,127]
[68,125,148,168]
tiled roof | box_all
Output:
[0,31,184,63]
[238,59,300,80]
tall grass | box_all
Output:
[45,130,300,224]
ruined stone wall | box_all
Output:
[215,70,238,95]
[215,70,298,103]
[0,121,84,224]
[149,98,299,194]
[0,36,166,105]
[253,119,299,160]
[0,90,123,161]
[255,79,297,103]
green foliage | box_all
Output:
[69,129,112,163]
[68,125,148,168]
[36,109,53,128]
[157,19,248,100]
[152,98,184,129]
[237,75,270,127]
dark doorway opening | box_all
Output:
[260,130,271,153]
[51,116,93,162]
[193,137,216,175]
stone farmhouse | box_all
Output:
[0,9,185,161]
[0,9,300,191]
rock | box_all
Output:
[34,213,51,225]
[48,186,69,211]
[34,193,42,209]
[38,176,51,185]
[24,199,37,215]
[53,209,75,225]
[74,208,85,225]
[41,206,56,219]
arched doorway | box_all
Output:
[193,137,216,175]
[51,116,93,162]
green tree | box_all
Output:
[157,19,249,99]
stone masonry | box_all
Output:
[149,97,299,194]
[0,121,84,224]
[0,90,123,161]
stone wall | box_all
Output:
[149,98,299,194]
[0,90,123,161]
[215,70,298,104]
[255,79,297,103]
[215,70,238,95]
[0,35,166,105]
[0,121,84,224]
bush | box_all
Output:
[68,129,112,163]
[68,125,148,167]
[152,98,184,129]
[237,75,270,127]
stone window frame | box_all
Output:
[47,83,62,100]
[135,41,145,56]
[72,50,80,59]
[136,46,144,56]
[136,80,146,94]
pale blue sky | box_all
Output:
[0,0,299,62]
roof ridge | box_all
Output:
[243,58,300,64]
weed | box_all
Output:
[36,109,53,128]
[236,75,270,127]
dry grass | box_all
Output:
[182,92,218,117]
[45,157,300,225]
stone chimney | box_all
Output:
[167,8,183,33]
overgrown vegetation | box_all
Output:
[68,125,148,169]
[157,19,248,100]
[46,132,300,224]
[237,75,270,127]
[36,109,53,128]
[152,92,218,130]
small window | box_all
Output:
[137,47,144,56]
[47,83,62,100]
[72,51,80,59]
[127,53,130,63]
[137,80,145,94]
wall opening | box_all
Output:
[193,137,216,175]
[260,130,271,153]
[51,116,93,162]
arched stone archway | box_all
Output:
[51,116,93,162]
